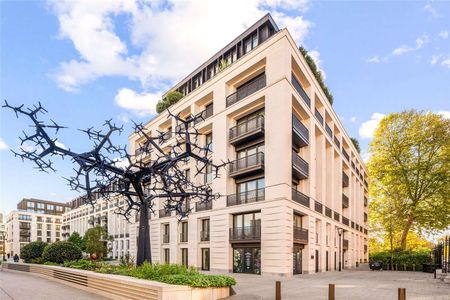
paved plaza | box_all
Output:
[0,269,107,300]
[228,269,450,300]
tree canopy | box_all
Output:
[350,137,361,153]
[84,226,112,259]
[68,232,86,251]
[368,110,450,250]
[156,91,184,113]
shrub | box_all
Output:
[369,250,432,271]
[63,259,98,270]
[20,241,47,263]
[156,91,184,113]
[42,241,82,263]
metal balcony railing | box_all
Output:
[292,189,310,208]
[342,217,349,226]
[342,149,350,161]
[161,130,172,142]
[325,124,333,138]
[196,201,212,212]
[325,207,332,218]
[364,213,368,222]
[314,109,324,126]
[291,73,311,107]
[292,115,309,149]
[162,234,170,243]
[292,151,309,180]
[334,211,340,222]
[194,104,214,124]
[342,194,349,208]
[293,227,308,244]
[229,225,261,242]
[229,152,264,178]
[342,172,349,188]
[334,136,341,149]
[200,231,210,241]
[229,115,264,146]
[314,201,323,214]
[226,74,266,107]
[227,188,265,206]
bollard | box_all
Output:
[275,281,281,300]
[328,284,335,300]
[398,288,406,300]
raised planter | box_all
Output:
[2,263,230,300]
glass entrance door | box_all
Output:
[233,247,261,274]
[293,247,302,274]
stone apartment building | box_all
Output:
[6,198,70,256]
[62,194,132,260]
[127,14,369,276]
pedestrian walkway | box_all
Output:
[226,270,450,300]
[0,269,108,300]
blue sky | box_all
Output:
[1,0,449,214]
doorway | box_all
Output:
[233,247,261,274]
[315,250,319,273]
[293,246,303,274]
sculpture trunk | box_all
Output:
[136,201,151,266]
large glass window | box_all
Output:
[204,164,212,184]
[180,221,188,243]
[233,247,261,274]
[181,248,188,266]
[293,214,303,228]
[233,212,261,229]
[201,219,210,241]
[205,133,213,152]
[237,143,264,159]
[202,248,210,271]
[164,248,170,264]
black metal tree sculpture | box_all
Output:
[3,101,226,265]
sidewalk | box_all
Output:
[0,269,108,300]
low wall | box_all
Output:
[1,263,230,300]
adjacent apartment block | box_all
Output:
[0,213,6,257]
[62,194,133,260]
[129,13,369,276]
[6,198,70,256]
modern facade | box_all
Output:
[128,13,369,276]
[62,194,134,260]
[5,198,70,256]
[0,213,6,258]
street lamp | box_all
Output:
[338,228,343,272]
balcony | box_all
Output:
[325,207,332,218]
[364,228,368,235]
[200,231,210,242]
[364,213,368,222]
[229,152,264,178]
[229,115,264,146]
[229,225,261,243]
[292,189,310,208]
[334,136,341,149]
[342,172,349,188]
[351,221,355,229]
[293,227,308,244]
[292,151,309,181]
[19,223,31,230]
[162,234,169,244]
[364,245,368,253]
[196,201,212,212]
[342,217,349,226]
[291,73,311,107]
[364,180,369,189]
[314,109,324,126]
[325,124,333,138]
[159,209,171,218]
[227,188,265,207]
[342,149,350,161]
[292,115,309,150]
[334,211,340,222]
[314,201,323,214]
[19,230,30,236]
[194,104,214,124]
[343,239,349,250]
[226,73,266,107]
[342,194,349,208]
[161,130,172,143]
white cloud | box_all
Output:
[438,30,448,39]
[55,141,67,149]
[392,35,429,56]
[359,113,385,139]
[117,112,130,124]
[308,50,326,80]
[441,58,450,69]
[114,88,160,117]
[431,55,440,65]
[366,56,381,63]
[0,138,8,150]
[48,0,312,94]
[350,116,357,123]
[438,110,450,119]
[424,2,439,18]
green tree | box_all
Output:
[156,91,184,113]
[84,225,112,259]
[68,232,85,251]
[368,110,450,250]
[350,137,361,153]
[20,241,47,263]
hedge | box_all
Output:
[20,241,47,263]
[369,250,432,271]
[42,241,82,263]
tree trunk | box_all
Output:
[136,201,151,266]
[400,217,414,250]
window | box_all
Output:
[163,224,170,243]
[180,221,188,243]
[181,248,188,266]
[237,143,264,159]
[164,248,170,264]
[47,204,54,210]
[293,214,303,228]
[56,225,60,231]
[18,215,31,221]
[37,203,45,209]
[233,212,261,229]
[46,231,51,236]
[27,201,34,208]
[47,224,51,230]
[37,237,42,241]
[205,133,213,152]
[56,232,60,237]
[201,219,210,241]
[37,217,43,222]
[185,169,190,187]
[46,217,52,223]
[236,109,264,126]
[202,248,210,270]
[56,206,63,211]
[37,230,42,236]
[47,237,51,243]
[205,164,212,184]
